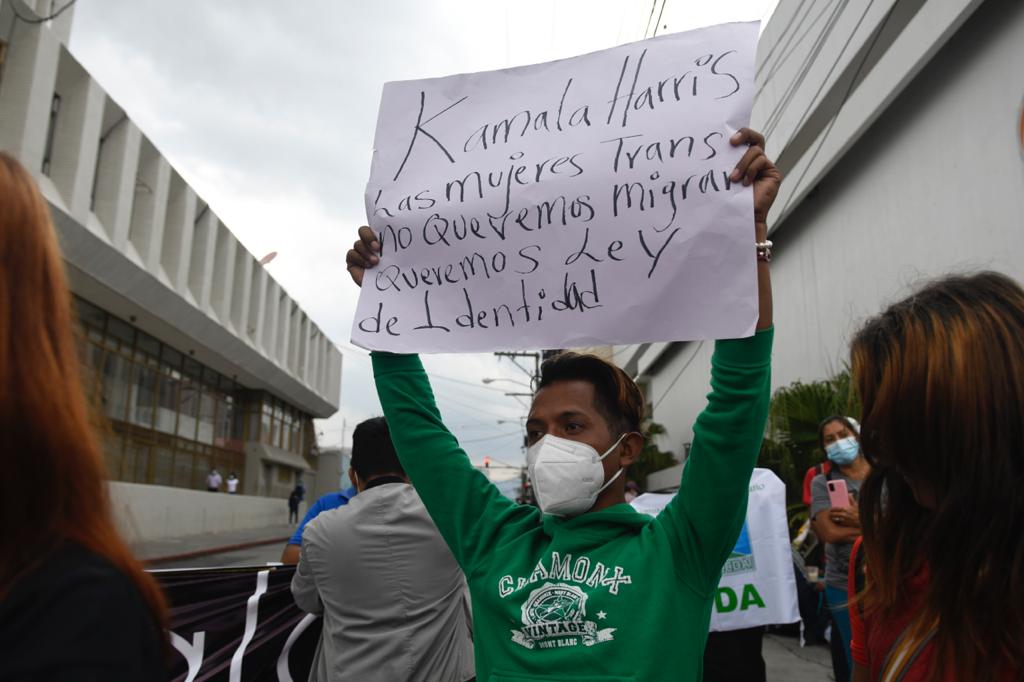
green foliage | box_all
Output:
[757,368,860,511]
[786,503,809,538]
[627,420,677,492]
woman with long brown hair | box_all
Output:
[849,272,1024,681]
[0,153,168,678]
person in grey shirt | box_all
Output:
[291,417,474,682]
[809,415,871,680]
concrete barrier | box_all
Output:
[109,481,303,543]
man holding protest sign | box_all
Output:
[345,121,779,682]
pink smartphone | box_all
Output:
[827,480,850,508]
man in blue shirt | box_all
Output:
[280,485,357,564]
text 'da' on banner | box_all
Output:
[353,21,760,353]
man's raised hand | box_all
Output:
[729,128,782,225]
[346,226,381,287]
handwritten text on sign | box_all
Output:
[353,22,760,353]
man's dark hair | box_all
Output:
[350,417,404,481]
[537,352,645,435]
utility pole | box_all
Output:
[493,351,541,390]
[492,351,547,507]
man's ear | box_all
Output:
[348,467,360,492]
[617,432,645,468]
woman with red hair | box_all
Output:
[849,272,1024,681]
[0,153,168,678]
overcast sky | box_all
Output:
[68,0,775,474]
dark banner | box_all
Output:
[154,565,320,681]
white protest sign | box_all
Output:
[630,468,799,632]
[353,22,760,353]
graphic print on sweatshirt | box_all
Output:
[497,551,632,650]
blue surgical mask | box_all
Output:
[825,436,860,465]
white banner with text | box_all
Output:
[630,468,799,632]
[353,22,760,353]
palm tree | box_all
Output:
[628,421,677,492]
[759,369,860,514]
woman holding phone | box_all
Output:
[810,415,870,679]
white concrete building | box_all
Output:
[0,0,343,538]
[620,0,1024,482]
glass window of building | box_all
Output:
[107,316,135,348]
[101,428,124,480]
[66,298,316,493]
[192,445,211,489]
[151,442,174,487]
[122,440,148,484]
[177,377,200,441]
[197,388,216,445]
[155,369,180,435]
[215,394,236,449]
[261,401,274,445]
[75,298,106,333]
[173,443,195,488]
[127,358,158,429]
[161,345,183,370]
[136,330,160,360]
[100,351,132,422]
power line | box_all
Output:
[762,0,849,141]
[651,0,668,37]
[755,0,812,80]
[335,340,512,394]
[762,0,848,140]
[10,0,77,24]
[776,0,898,221]
[756,0,835,93]
[458,431,523,445]
[770,0,878,150]
[434,390,523,421]
[644,0,659,38]
[653,341,705,411]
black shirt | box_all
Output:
[0,542,166,681]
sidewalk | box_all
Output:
[764,633,834,681]
[132,523,296,565]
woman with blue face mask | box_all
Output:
[809,415,871,680]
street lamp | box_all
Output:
[482,377,532,389]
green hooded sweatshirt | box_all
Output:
[371,327,772,682]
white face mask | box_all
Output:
[527,433,627,517]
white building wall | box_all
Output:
[620,0,1024,461]
[0,9,60,170]
[109,482,298,544]
[128,137,170,269]
[92,101,139,248]
[0,1,342,417]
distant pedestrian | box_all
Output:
[206,468,222,492]
[288,486,302,524]
[291,417,474,682]
[0,152,168,678]
[280,484,357,564]
[226,472,239,494]
[810,415,868,680]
